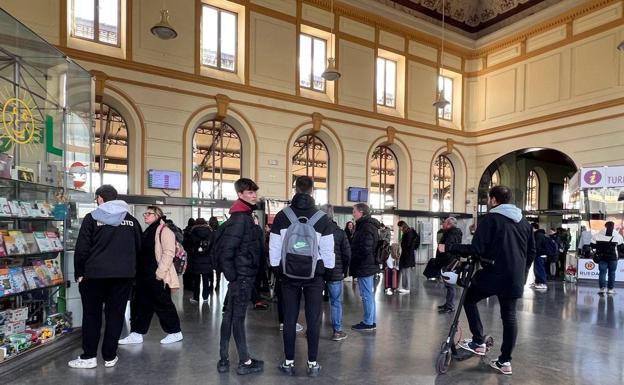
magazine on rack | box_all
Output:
[33,232,53,252]
[0,268,12,296]
[0,236,6,257]
[0,197,12,216]
[45,256,63,284]
[45,232,63,251]
[7,231,28,254]
[22,233,40,254]
[9,267,27,293]
[32,260,52,286]
[23,266,44,289]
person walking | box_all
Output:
[350,203,380,331]
[118,205,183,346]
[321,204,351,342]
[530,223,548,291]
[270,176,335,377]
[397,220,419,294]
[69,185,142,369]
[188,218,214,303]
[216,178,265,375]
[592,221,624,295]
[435,217,463,313]
[439,186,535,375]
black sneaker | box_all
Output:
[351,322,376,331]
[217,359,229,373]
[437,304,447,310]
[438,305,454,314]
[307,362,321,377]
[278,361,295,376]
[236,358,264,375]
[489,359,512,375]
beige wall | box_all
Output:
[3,0,624,215]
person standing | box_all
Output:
[270,176,335,377]
[530,223,549,291]
[396,220,419,294]
[182,218,196,291]
[320,204,351,342]
[439,186,535,375]
[118,205,183,346]
[592,221,624,295]
[435,217,463,313]
[558,227,571,277]
[577,225,592,258]
[216,178,264,375]
[69,185,142,369]
[350,203,380,331]
[343,221,355,282]
[208,216,222,292]
[188,218,214,303]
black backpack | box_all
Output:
[375,240,391,264]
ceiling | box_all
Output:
[374,0,563,38]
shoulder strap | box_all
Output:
[307,210,325,227]
[283,207,299,225]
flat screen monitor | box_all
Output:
[148,169,181,190]
[348,187,369,202]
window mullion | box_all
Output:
[217,10,222,70]
[309,36,314,89]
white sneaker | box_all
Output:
[398,289,410,294]
[68,356,97,369]
[385,288,393,295]
[279,323,284,331]
[529,282,536,288]
[607,289,616,295]
[118,332,143,345]
[160,332,183,344]
[189,298,199,304]
[344,276,352,282]
[279,323,304,332]
[534,284,548,291]
[104,356,118,368]
[598,287,606,294]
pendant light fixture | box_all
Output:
[151,4,178,40]
[433,0,450,109]
[321,0,341,81]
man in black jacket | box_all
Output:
[436,217,463,313]
[350,203,380,331]
[270,176,335,377]
[397,220,419,294]
[68,185,142,369]
[439,186,535,376]
[320,204,351,342]
[217,178,264,376]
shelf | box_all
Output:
[1,251,64,258]
[0,282,65,298]
[0,216,59,221]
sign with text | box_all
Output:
[577,258,624,282]
[580,166,624,189]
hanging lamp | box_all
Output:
[151,8,178,40]
[433,0,450,109]
[322,0,341,81]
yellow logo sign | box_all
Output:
[2,97,37,144]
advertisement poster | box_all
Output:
[577,258,624,282]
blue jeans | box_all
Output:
[534,256,547,284]
[599,260,618,289]
[358,275,376,325]
[326,281,343,332]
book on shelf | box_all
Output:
[0,236,6,257]
[0,268,12,296]
[7,230,28,254]
[45,256,63,285]
[33,201,52,217]
[9,267,27,293]
[33,232,53,252]
[32,260,52,286]
[23,266,44,289]
[8,201,20,217]
[17,202,31,217]
[0,152,12,179]
[45,231,63,251]
[0,197,12,216]
[22,232,40,254]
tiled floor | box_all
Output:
[4,269,624,385]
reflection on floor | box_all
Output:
[5,268,624,385]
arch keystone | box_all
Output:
[215,94,231,120]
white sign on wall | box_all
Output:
[577,258,624,282]
[579,166,624,189]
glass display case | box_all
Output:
[0,8,93,367]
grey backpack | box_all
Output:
[281,207,325,279]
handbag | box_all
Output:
[422,258,439,279]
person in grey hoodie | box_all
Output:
[438,186,535,376]
[68,185,142,369]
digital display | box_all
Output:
[348,187,369,202]
[148,170,181,190]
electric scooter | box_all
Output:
[436,255,495,374]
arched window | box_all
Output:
[290,134,329,204]
[489,169,500,189]
[192,120,241,200]
[432,155,454,212]
[563,176,570,209]
[370,146,397,209]
[94,103,128,193]
[525,170,539,211]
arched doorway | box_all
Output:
[290,133,329,204]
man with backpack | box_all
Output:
[269,176,335,377]
[216,178,264,376]
[187,218,213,303]
[530,223,549,291]
[397,220,420,294]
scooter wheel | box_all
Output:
[436,350,452,374]
[484,335,494,349]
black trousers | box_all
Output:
[464,285,518,363]
[79,278,133,361]
[220,276,254,362]
[192,273,213,301]
[130,277,181,334]
[281,276,324,362]
[276,275,284,324]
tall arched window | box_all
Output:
[192,120,241,200]
[525,170,539,211]
[290,134,329,204]
[370,146,397,209]
[563,176,570,209]
[432,155,454,212]
[489,169,500,189]
[94,103,128,193]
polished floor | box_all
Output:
[5,268,624,385]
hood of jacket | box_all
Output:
[291,193,316,210]
[191,224,212,237]
[91,200,129,226]
[490,204,523,223]
[229,199,256,214]
[356,215,382,229]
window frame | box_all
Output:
[201,4,238,73]
[437,75,453,121]
[525,170,540,211]
[290,133,330,204]
[370,145,398,210]
[299,33,327,93]
[71,0,121,47]
[94,102,129,193]
[432,155,454,212]
[376,57,397,109]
